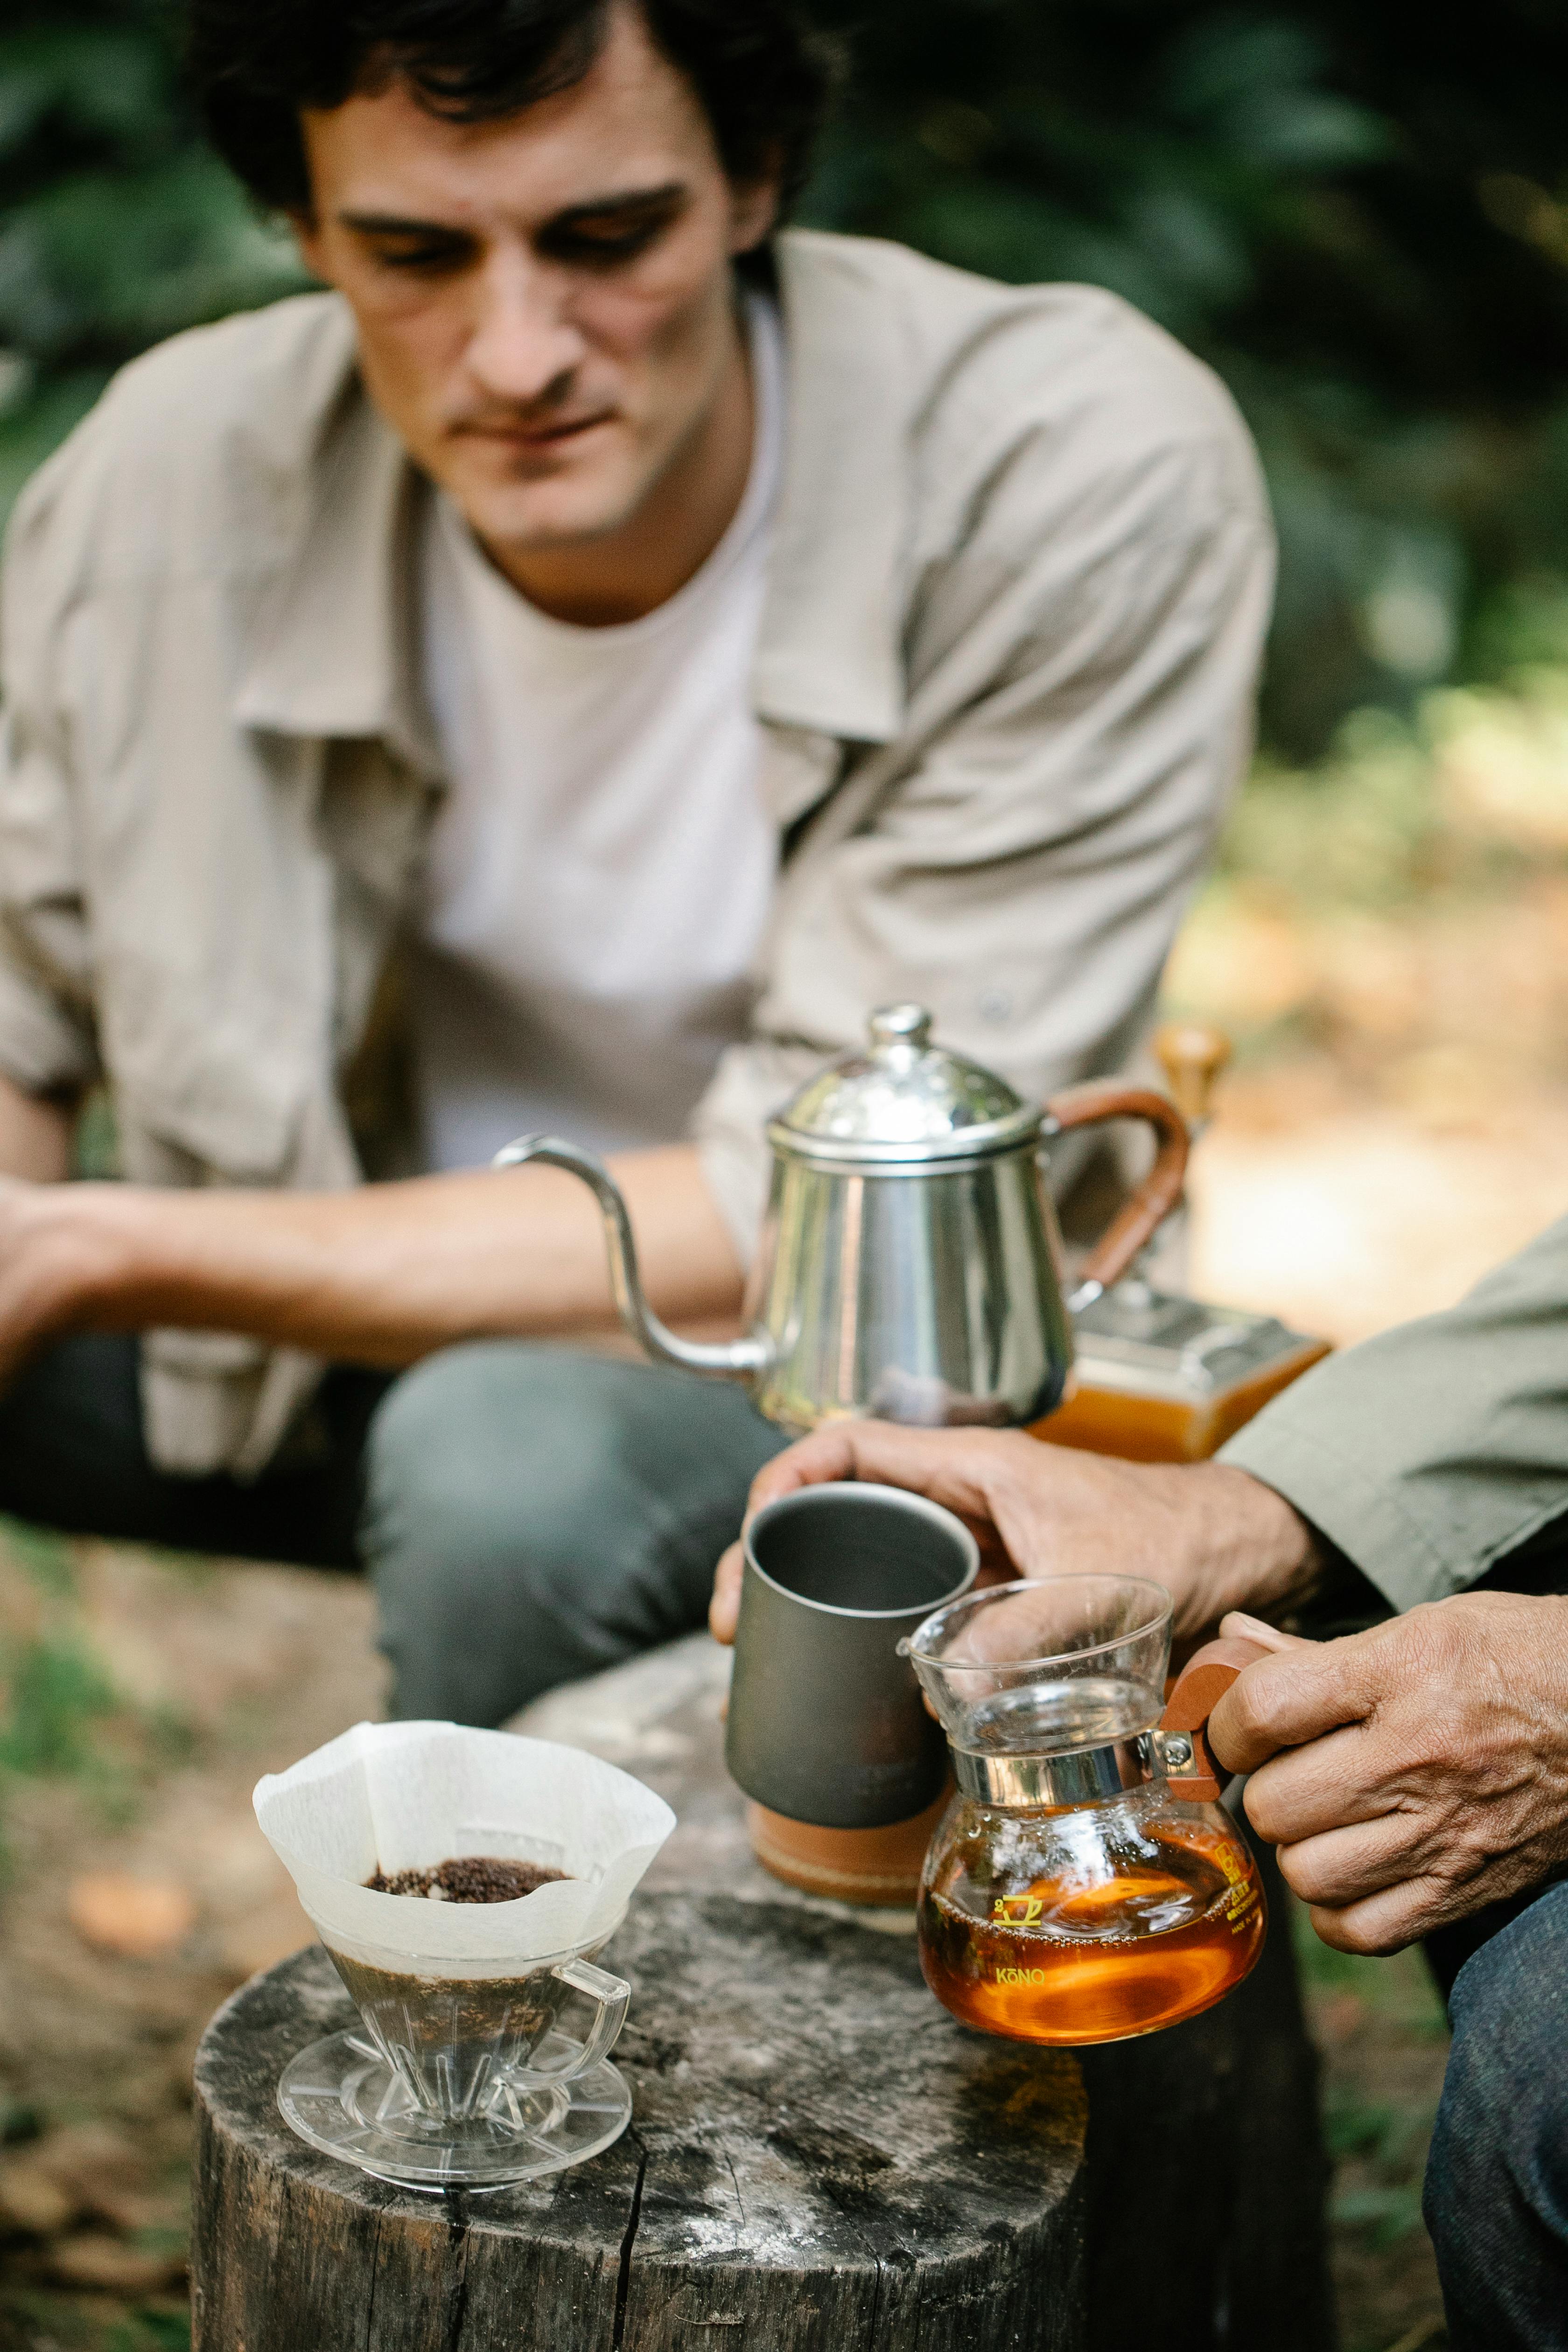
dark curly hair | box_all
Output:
[186,0,842,227]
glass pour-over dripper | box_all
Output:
[899,1577,1267,2046]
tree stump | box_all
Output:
[192,1893,1088,2352]
[191,1634,1333,2351]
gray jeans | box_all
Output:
[0,1333,785,1723]
[363,1343,785,1721]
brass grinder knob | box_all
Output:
[1153,1022,1232,1131]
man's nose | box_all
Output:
[466,251,587,404]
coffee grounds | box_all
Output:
[365,1855,569,1903]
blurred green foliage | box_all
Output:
[801,0,1568,754]
[0,1516,192,1857]
[1216,665,1568,912]
[0,1626,117,1781]
[1292,1908,1447,2263]
[104,2305,192,2351]
[5,0,1568,754]
[6,2295,190,2352]
[0,3,307,521]
[0,1521,117,1839]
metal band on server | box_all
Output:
[951,1729,1197,1808]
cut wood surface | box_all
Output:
[190,1634,1331,2352]
[192,1897,1088,2352]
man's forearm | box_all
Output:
[1,1145,744,1368]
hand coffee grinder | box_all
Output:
[1035,1023,1330,1463]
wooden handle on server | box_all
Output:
[1158,1635,1269,1801]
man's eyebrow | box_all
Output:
[546,181,688,226]
[336,183,689,239]
[338,211,472,237]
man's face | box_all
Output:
[294,5,776,559]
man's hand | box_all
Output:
[0,1176,129,1384]
[707,1419,1320,1645]
[1211,1594,1568,1954]
[0,1078,86,1381]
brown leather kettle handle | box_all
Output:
[1043,1082,1190,1298]
[1158,1636,1270,1802]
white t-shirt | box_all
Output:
[413,297,784,1171]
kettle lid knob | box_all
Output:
[868,1002,933,1051]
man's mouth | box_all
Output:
[455,411,616,453]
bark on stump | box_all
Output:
[191,1891,1089,2352]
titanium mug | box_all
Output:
[724,1483,980,1830]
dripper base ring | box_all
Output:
[279,2027,632,2190]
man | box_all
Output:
[711,1215,1568,2352]
[0,0,1272,1723]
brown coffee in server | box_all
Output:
[918,1817,1265,2046]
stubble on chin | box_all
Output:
[439,436,655,559]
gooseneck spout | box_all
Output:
[492,1135,771,1385]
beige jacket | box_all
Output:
[0,230,1274,1476]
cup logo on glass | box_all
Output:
[254,1721,674,2190]
[899,1576,1267,2045]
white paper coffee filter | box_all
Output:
[254,1721,674,1965]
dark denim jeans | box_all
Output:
[1425,1879,1568,2352]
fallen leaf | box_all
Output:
[45,2232,185,2295]
[67,1872,196,1960]
[0,2158,74,2238]
[30,2122,145,2226]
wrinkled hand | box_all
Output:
[707,1419,1319,1645]
[1211,1594,1568,1954]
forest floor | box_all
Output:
[0,740,1564,2349]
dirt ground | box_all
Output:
[0,1542,383,2351]
[0,828,1564,2347]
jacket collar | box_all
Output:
[754,231,906,746]
[232,376,444,781]
[232,230,908,770]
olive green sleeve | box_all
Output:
[1218,1215,1568,1614]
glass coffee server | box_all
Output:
[901,1576,1268,2046]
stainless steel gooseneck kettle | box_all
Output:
[494,1004,1187,1434]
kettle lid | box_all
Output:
[768,1004,1043,1166]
